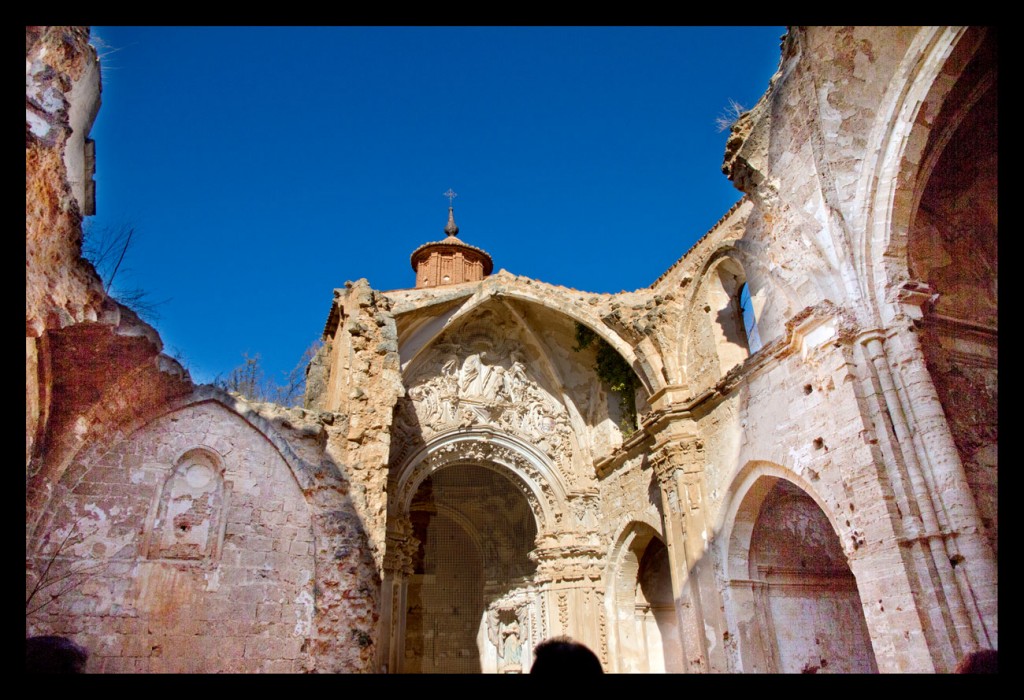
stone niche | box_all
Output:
[749,480,876,674]
[145,448,228,562]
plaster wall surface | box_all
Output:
[27,401,316,673]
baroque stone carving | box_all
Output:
[396,438,558,527]
[536,589,548,643]
[597,588,608,666]
[392,330,575,477]
[485,593,531,674]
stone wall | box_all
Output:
[907,34,997,555]
[26,27,102,340]
[27,401,316,673]
[712,25,998,669]
[26,27,105,470]
[25,26,996,674]
[312,280,404,572]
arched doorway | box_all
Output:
[747,479,876,673]
[638,538,681,672]
[609,523,683,673]
[399,461,540,673]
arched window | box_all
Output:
[705,258,763,374]
[738,282,762,354]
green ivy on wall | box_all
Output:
[573,322,639,436]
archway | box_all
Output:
[720,469,877,673]
[608,523,682,673]
[745,479,876,673]
[906,31,997,554]
[403,463,538,674]
[706,257,753,373]
[854,26,998,655]
[383,429,564,674]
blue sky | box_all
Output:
[87,26,785,387]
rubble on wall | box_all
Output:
[26,27,103,340]
[315,280,404,573]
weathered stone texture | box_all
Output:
[26,27,103,341]
[26,26,996,674]
[27,401,317,673]
[597,453,662,542]
[317,280,404,574]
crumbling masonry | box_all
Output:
[26,26,996,673]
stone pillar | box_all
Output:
[377,570,397,673]
[649,427,726,672]
[881,324,998,651]
[379,516,415,673]
[532,525,608,669]
[853,329,996,667]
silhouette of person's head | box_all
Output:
[26,636,88,673]
[954,648,998,674]
[530,636,603,673]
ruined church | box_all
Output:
[26,27,997,673]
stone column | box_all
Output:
[881,323,998,651]
[649,427,726,672]
[531,525,608,669]
[853,327,996,666]
[379,516,415,673]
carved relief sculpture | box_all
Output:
[393,322,576,476]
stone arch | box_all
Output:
[388,430,551,674]
[26,331,192,538]
[900,30,997,556]
[854,26,998,645]
[399,280,662,397]
[143,446,228,562]
[681,248,762,388]
[717,462,876,674]
[605,521,682,673]
[28,385,379,673]
[393,288,652,472]
[858,26,990,325]
[392,428,568,535]
[35,386,324,520]
[30,382,317,543]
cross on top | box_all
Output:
[443,188,458,206]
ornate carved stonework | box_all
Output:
[650,437,703,495]
[568,490,601,529]
[485,590,533,674]
[392,330,576,478]
[533,531,606,583]
[537,591,548,641]
[383,515,416,576]
[395,438,558,524]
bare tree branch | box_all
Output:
[81,222,168,322]
[26,516,108,618]
[216,340,322,408]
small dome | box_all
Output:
[410,206,494,288]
